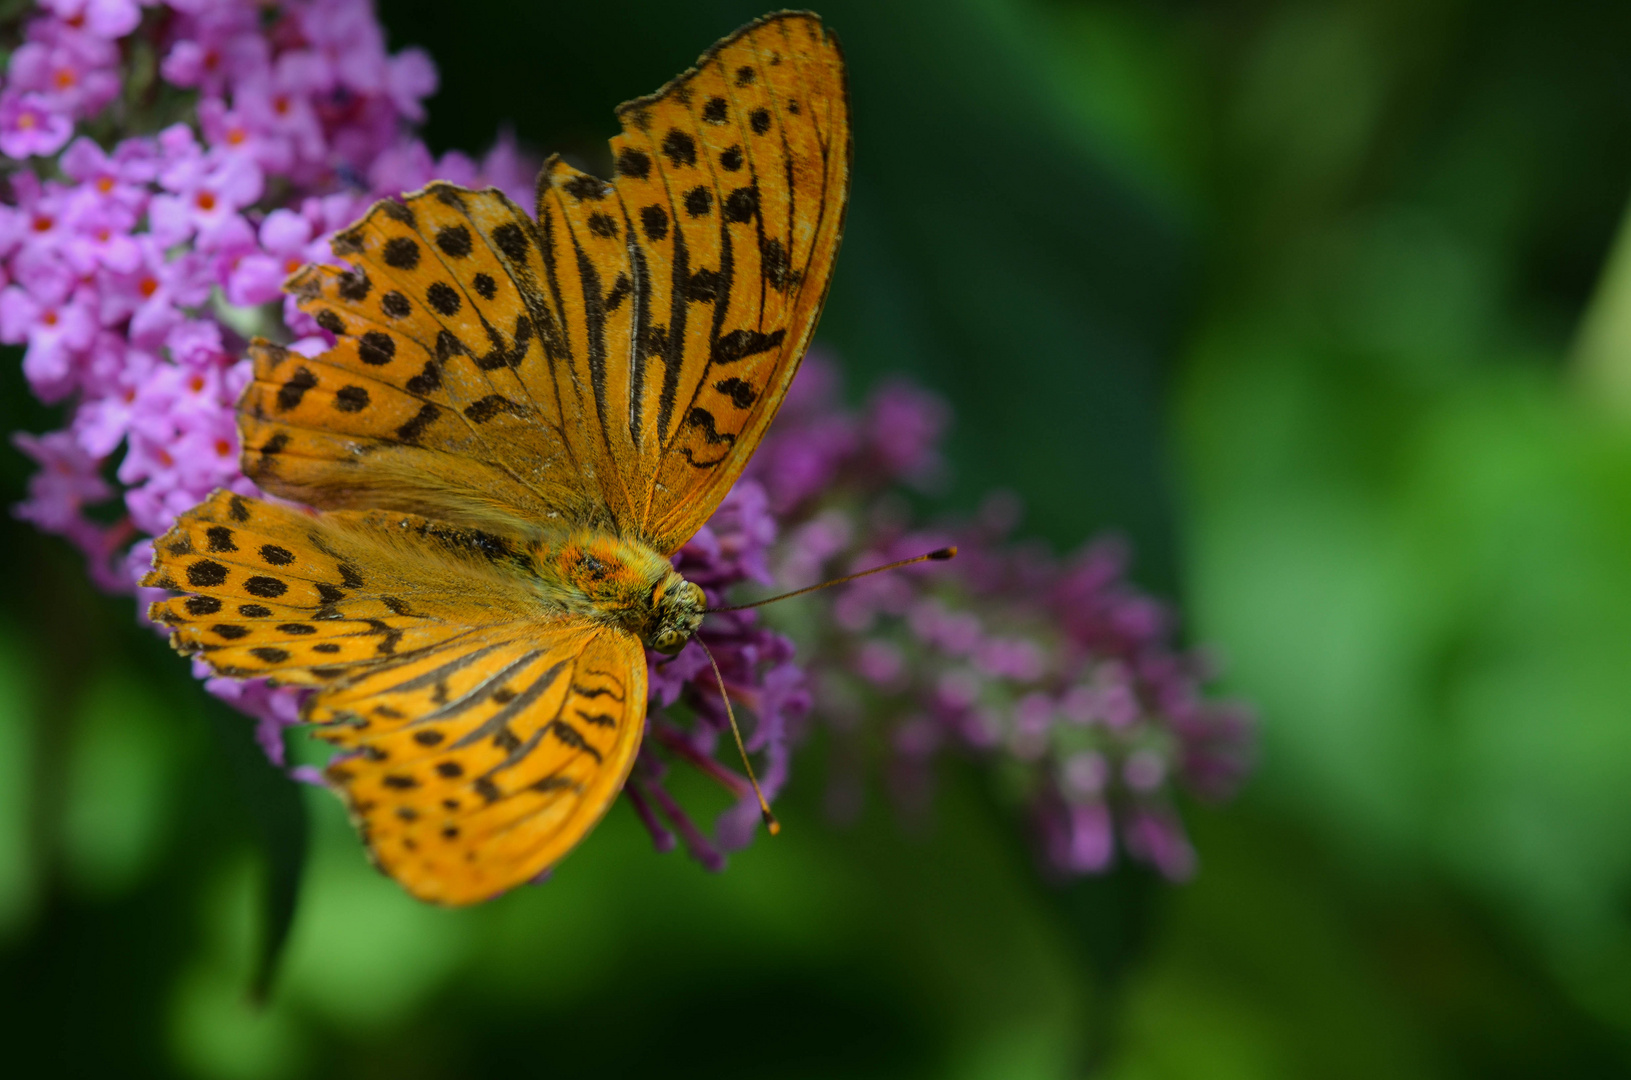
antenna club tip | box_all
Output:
[929,546,957,560]
[764,813,782,836]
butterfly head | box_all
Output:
[647,575,705,655]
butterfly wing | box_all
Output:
[241,184,621,537]
[144,491,646,905]
[539,11,851,553]
[245,12,848,552]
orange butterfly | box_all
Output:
[142,12,850,905]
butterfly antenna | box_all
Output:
[696,638,781,836]
[706,547,957,614]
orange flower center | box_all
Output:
[195,191,217,212]
[273,96,290,116]
[31,215,52,232]
[226,127,247,146]
[96,176,114,193]
[17,112,36,131]
[157,449,174,467]
[284,257,303,273]
[138,277,159,298]
[53,68,77,90]
[189,374,206,393]
[215,439,232,457]
[41,310,59,326]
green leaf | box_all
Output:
[203,697,309,1005]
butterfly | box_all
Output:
[141,12,850,905]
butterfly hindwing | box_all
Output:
[315,627,645,905]
[146,490,649,904]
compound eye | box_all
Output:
[651,629,685,655]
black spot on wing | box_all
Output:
[185,596,222,616]
[205,526,237,553]
[464,395,521,424]
[405,361,440,395]
[616,148,651,178]
[703,96,727,124]
[712,328,785,365]
[426,282,461,316]
[187,560,228,587]
[640,205,668,241]
[720,146,743,172]
[379,200,415,226]
[662,129,697,167]
[395,403,441,443]
[337,269,371,301]
[548,720,601,762]
[244,576,287,598]
[491,221,530,260]
[382,236,420,270]
[714,377,756,408]
[380,291,410,318]
[562,175,609,202]
[724,186,758,224]
[687,407,735,446]
[435,225,472,258]
[472,273,497,300]
[277,368,317,411]
[333,385,369,412]
[686,268,721,304]
[358,331,395,366]
[684,186,712,218]
[259,544,294,566]
[761,237,794,291]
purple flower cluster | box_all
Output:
[629,481,810,868]
[742,356,1255,880]
[0,2,527,757]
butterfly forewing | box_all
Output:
[241,185,615,536]
[597,12,850,551]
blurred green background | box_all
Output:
[7,0,1631,1075]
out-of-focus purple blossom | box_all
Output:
[0,92,75,158]
[738,356,1256,881]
